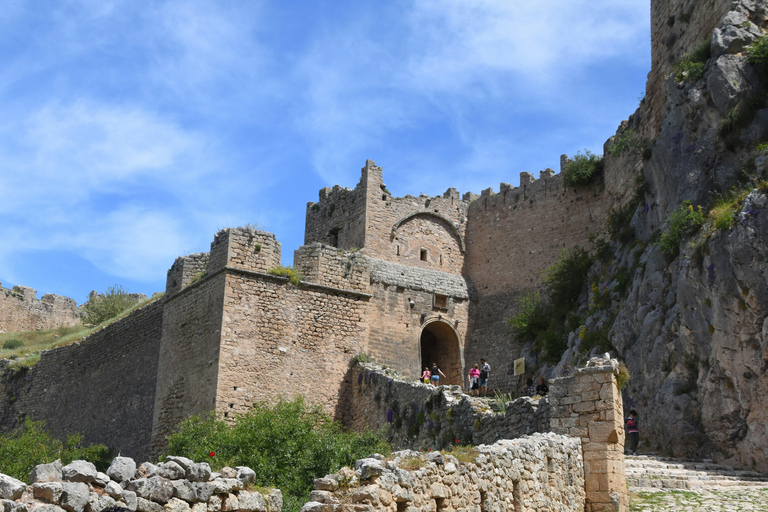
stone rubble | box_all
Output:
[0,457,281,512]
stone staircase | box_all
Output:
[626,455,768,490]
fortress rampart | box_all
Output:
[0,284,81,334]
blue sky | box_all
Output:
[0,0,651,305]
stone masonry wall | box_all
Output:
[214,268,371,424]
[209,228,281,276]
[0,297,165,461]
[165,253,210,296]
[303,434,585,512]
[151,273,227,457]
[0,284,81,334]
[646,0,734,135]
[0,456,282,512]
[360,160,469,274]
[294,244,371,293]
[305,171,369,251]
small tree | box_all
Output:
[562,150,604,187]
[82,285,136,326]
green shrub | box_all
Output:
[747,35,768,78]
[562,150,604,187]
[578,325,612,354]
[3,339,23,350]
[507,291,549,342]
[544,247,594,315]
[0,419,111,481]
[674,39,711,84]
[539,330,568,364]
[82,285,136,326]
[165,397,390,512]
[268,266,302,286]
[617,362,631,390]
[659,201,705,257]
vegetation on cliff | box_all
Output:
[166,396,390,512]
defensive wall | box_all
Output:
[337,357,628,512]
[0,284,81,334]
[0,296,165,459]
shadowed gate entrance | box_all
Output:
[419,319,463,386]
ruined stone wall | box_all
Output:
[348,358,628,511]
[294,244,371,292]
[0,297,165,460]
[305,171,369,251]
[346,364,548,450]
[304,434,585,512]
[0,284,81,333]
[165,253,210,296]
[209,228,282,276]
[646,0,734,135]
[1,456,282,512]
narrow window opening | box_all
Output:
[439,254,443,266]
[396,245,400,256]
[420,249,428,261]
[382,194,387,200]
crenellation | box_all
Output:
[165,252,210,296]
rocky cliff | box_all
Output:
[550,0,768,471]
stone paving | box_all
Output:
[627,455,768,511]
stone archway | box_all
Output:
[420,320,463,386]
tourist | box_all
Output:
[626,409,639,456]
[536,377,549,396]
[468,364,480,395]
[422,366,431,384]
[430,362,446,387]
[479,358,491,396]
[521,378,535,397]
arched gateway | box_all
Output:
[419,319,463,386]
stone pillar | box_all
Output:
[549,356,628,512]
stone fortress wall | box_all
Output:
[0,296,165,459]
[0,284,81,334]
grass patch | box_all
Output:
[747,35,768,79]
[446,445,479,465]
[166,396,390,512]
[268,265,303,285]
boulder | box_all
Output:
[61,461,97,483]
[60,482,89,512]
[0,475,26,500]
[107,457,137,483]
[29,460,63,484]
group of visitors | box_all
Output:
[467,358,490,396]
[520,377,549,397]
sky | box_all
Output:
[0,0,651,305]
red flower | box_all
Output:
[209,451,216,457]
[455,439,459,444]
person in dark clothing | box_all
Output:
[521,378,535,397]
[626,409,639,455]
[536,377,549,396]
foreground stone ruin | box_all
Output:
[302,434,584,512]
[0,456,282,512]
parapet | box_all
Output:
[209,227,282,275]
[293,242,371,293]
[165,252,210,296]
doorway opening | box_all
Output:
[420,320,462,386]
